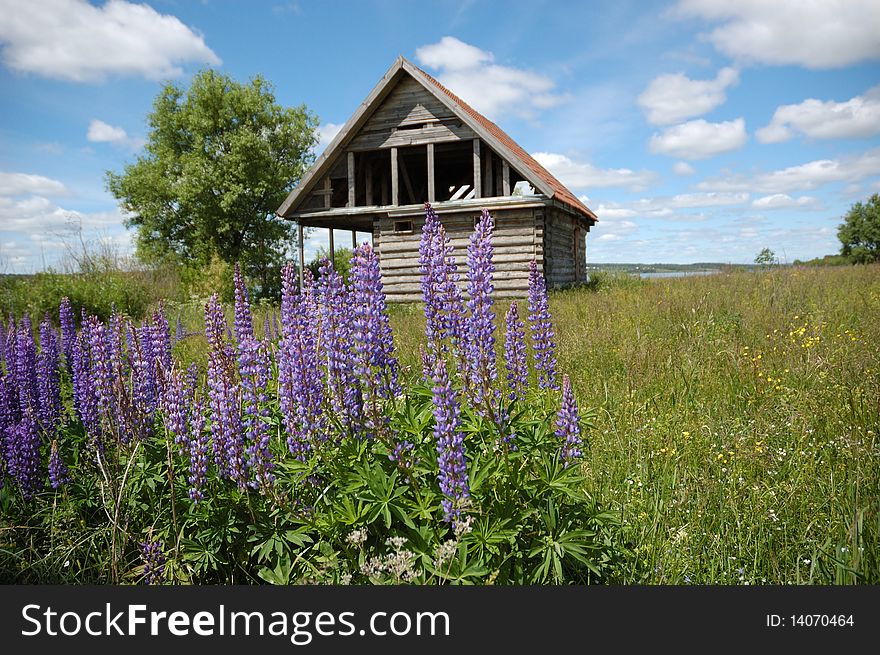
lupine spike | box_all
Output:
[465,209,497,406]
[431,356,470,522]
[528,260,558,390]
[555,375,582,466]
[504,302,528,402]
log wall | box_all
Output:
[377,207,540,302]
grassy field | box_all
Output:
[388,265,880,584]
[113,264,880,584]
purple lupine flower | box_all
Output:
[419,204,466,356]
[555,375,582,467]
[233,267,274,491]
[71,334,99,445]
[504,302,528,402]
[233,264,255,345]
[419,203,444,347]
[204,294,247,488]
[59,297,76,368]
[238,337,274,491]
[124,325,159,443]
[187,396,208,502]
[161,367,190,445]
[465,209,497,406]
[431,357,470,522]
[528,260,558,390]
[174,314,185,344]
[278,263,325,460]
[87,317,119,442]
[48,439,70,489]
[419,345,432,381]
[13,316,39,416]
[0,318,5,371]
[151,304,173,377]
[139,540,166,585]
[37,315,61,435]
[350,243,400,399]
[3,316,16,377]
[271,311,280,343]
[315,258,363,435]
[262,312,273,342]
[108,308,127,375]
[7,411,42,499]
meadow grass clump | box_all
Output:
[549,265,880,584]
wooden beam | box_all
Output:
[329,227,335,261]
[502,159,510,196]
[473,139,481,199]
[347,151,355,208]
[365,158,373,206]
[323,177,331,208]
[391,147,399,206]
[352,230,357,250]
[297,222,305,290]
[427,142,435,203]
[485,148,493,197]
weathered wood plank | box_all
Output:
[473,139,481,200]
[347,152,355,208]
[365,159,373,206]
[427,143,435,203]
[391,147,399,206]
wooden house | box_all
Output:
[276,56,598,301]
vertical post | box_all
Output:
[391,147,399,206]
[323,177,331,208]
[427,142,435,203]
[329,228,335,262]
[347,151,355,208]
[473,139,481,199]
[485,149,493,197]
[365,158,373,206]
[352,229,357,250]
[502,159,510,196]
[297,222,305,290]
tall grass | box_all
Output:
[388,265,880,583]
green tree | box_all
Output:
[107,69,317,297]
[754,247,778,268]
[838,193,880,264]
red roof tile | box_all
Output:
[415,65,597,222]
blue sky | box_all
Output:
[1,0,879,272]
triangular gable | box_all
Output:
[277,56,596,222]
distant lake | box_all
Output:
[638,270,720,279]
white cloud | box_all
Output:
[673,161,695,175]
[0,171,67,196]
[649,118,747,160]
[673,0,880,69]
[595,192,749,222]
[756,85,880,143]
[752,194,820,209]
[0,169,131,272]
[698,148,880,193]
[533,152,657,191]
[415,37,566,120]
[638,67,739,125]
[315,122,343,154]
[87,119,129,144]
[0,0,220,82]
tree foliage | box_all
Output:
[754,247,778,268]
[107,69,317,296]
[838,193,880,264]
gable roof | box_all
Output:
[277,56,597,222]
